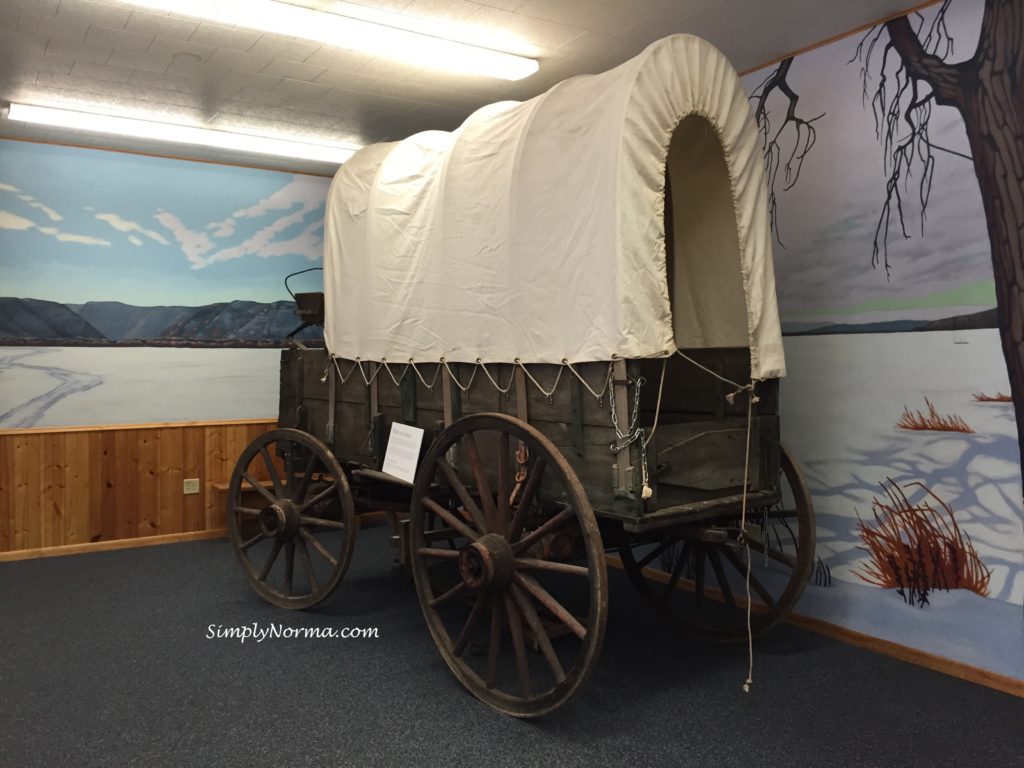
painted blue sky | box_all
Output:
[0,140,329,306]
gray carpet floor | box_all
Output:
[1,526,1021,768]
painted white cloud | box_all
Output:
[0,209,110,246]
[207,219,236,238]
[232,176,325,220]
[27,201,63,222]
[95,212,170,245]
[154,210,215,268]
[3,188,63,220]
[129,235,143,246]
[0,210,35,230]
[156,175,328,269]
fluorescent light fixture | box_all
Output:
[5,103,361,164]
[120,0,538,81]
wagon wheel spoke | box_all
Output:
[284,540,295,596]
[297,482,338,515]
[294,454,317,503]
[240,470,277,505]
[512,504,575,555]
[296,536,319,593]
[259,538,283,582]
[707,547,740,626]
[720,545,775,609]
[511,583,566,684]
[503,593,533,698]
[742,538,798,569]
[661,541,691,605]
[428,581,466,608]
[485,595,504,689]
[259,446,286,497]
[463,431,499,533]
[508,457,546,542]
[452,590,489,658]
[636,539,673,570]
[514,558,589,577]
[422,497,479,542]
[283,443,296,492]
[435,457,487,534]
[234,506,261,517]
[300,527,338,568]
[301,516,347,530]
[239,532,265,551]
[497,431,511,531]
[418,547,461,560]
[694,545,706,614]
[514,572,586,640]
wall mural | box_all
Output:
[743,0,1023,681]
[0,140,328,428]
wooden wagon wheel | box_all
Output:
[619,444,814,641]
[227,428,356,609]
[409,413,608,718]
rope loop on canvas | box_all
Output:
[476,359,516,394]
[514,358,564,398]
[408,360,441,390]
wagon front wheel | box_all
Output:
[410,413,607,717]
[227,428,356,609]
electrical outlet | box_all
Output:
[183,478,200,495]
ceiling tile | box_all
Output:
[106,46,172,74]
[247,35,321,64]
[56,0,132,29]
[146,37,216,63]
[462,5,582,51]
[269,76,332,100]
[17,10,88,42]
[69,60,133,82]
[261,56,327,82]
[187,22,262,53]
[123,9,200,40]
[44,37,112,65]
[84,24,155,53]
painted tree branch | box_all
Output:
[750,57,825,246]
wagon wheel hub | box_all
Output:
[458,533,514,591]
[259,499,299,539]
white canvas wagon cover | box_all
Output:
[323,34,785,380]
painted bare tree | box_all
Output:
[756,0,1024,488]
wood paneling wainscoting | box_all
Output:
[0,419,276,558]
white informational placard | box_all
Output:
[381,422,425,485]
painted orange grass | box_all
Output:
[972,392,1012,402]
[896,398,973,433]
[856,480,991,607]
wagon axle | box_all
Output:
[458,533,514,591]
[258,500,300,539]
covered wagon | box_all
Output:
[227,33,815,717]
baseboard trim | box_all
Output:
[605,554,1024,699]
[0,529,227,562]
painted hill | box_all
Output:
[0,297,105,340]
[782,308,999,336]
[0,297,322,345]
[70,301,196,341]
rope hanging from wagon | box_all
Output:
[671,349,760,693]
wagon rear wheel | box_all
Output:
[619,443,814,641]
[410,413,607,718]
[227,428,356,609]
